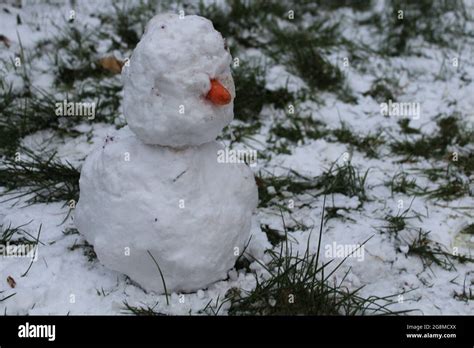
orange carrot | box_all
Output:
[206,79,232,105]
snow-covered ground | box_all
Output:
[0,0,473,315]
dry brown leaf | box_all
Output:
[98,56,124,74]
[0,34,11,48]
[7,275,16,288]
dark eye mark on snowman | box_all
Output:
[172,169,187,183]
[151,87,160,96]
[102,135,115,148]
[161,25,165,29]
[154,218,158,222]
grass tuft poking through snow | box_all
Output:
[407,229,473,272]
[227,199,413,315]
[0,147,80,205]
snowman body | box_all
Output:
[75,14,258,293]
[76,128,257,292]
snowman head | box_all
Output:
[122,13,235,147]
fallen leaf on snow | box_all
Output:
[7,276,16,288]
[0,34,11,48]
[98,56,124,74]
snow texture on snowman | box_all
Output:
[75,13,258,293]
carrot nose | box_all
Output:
[206,79,232,105]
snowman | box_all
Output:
[75,13,258,294]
